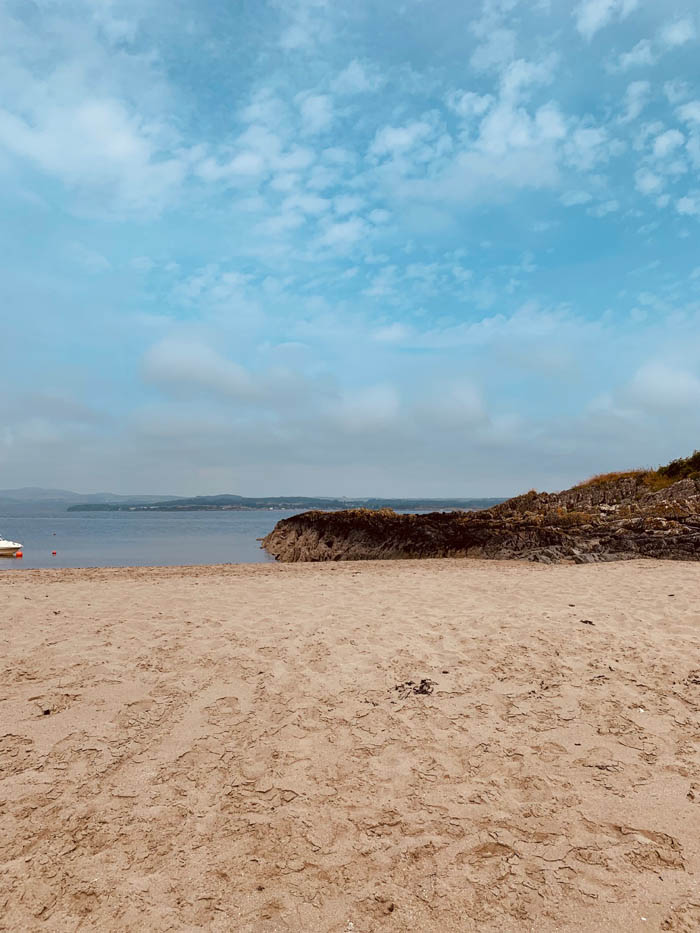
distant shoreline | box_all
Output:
[67,497,505,513]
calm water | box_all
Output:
[0,508,304,570]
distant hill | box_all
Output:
[67,494,505,513]
[0,487,85,502]
[1,488,505,515]
[0,487,178,504]
[0,488,180,516]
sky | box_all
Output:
[1,0,699,497]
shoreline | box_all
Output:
[2,558,699,931]
[3,550,699,576]
[0,554,554,578]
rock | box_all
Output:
[262,458,700,564]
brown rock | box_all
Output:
[262,459,700,563]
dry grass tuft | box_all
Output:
[574,451,700,493]
[574,469,647,488]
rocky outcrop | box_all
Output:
[262,465,700,564]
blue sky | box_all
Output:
[1,0,699,496]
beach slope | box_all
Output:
[1,559,699,931]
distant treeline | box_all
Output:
[67,494,505,513]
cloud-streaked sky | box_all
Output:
[1,0,699,496]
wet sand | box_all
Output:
[1,558,699,931]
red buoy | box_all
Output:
[15,551,23,558]
[52,551,57,556]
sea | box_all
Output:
[0,503,497,571]
[0,508,298,570]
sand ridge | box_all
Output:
[1,558,700,931]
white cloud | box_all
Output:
[323,146,356,165]
[561,190,593,206]
[281,192,330,215]
[143,339,255,400]
[565,125,610,170]
[446,90,493,120]
[306,164,339,190]
[173,266,251,306]
[386,301,592,352]
[677,101,700,124]
[278,0,333,52]
[364,265,399,299]
[195,119,316,194]
[588,199,619,217]
[333,194,364,215]
[239,89,289,128]
[652,129,684,159]
[275,145,316,172]
[373,322,412,343]
[422,381,487,428]
[369,208,391,224]
[131,256,154,272]
[369,121,434,159]
[687,135,700,170]
[228,152,267,175]
[615,39,656,70]
[576,0,615,39]
[296,93,333,134]
[0,98,187,214]
[626,362,700,411]
[500,57,558,101]
[635,167,663,195]
[611,20,696,72]
[385,66,570,217]
[236,124,283,161]
[279,24,312,51]
[331,60,383,94]
[470,29,517,72]
[268,172,301,193]
[575,0,638,40]
[66,242,111,272]
[660,18,696,48]
[198,124,318,195]
[195,150,266,183]
[677,194,700,216]
[477,102,563,159]
[443,145,559,198]
[535,104,567,140]
[664,81,691,104]
[257,210,305,235]
[332,384,400,432]
[620,81,650,123]
[318,216,369,250]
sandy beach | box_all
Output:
[1,558,699,932]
